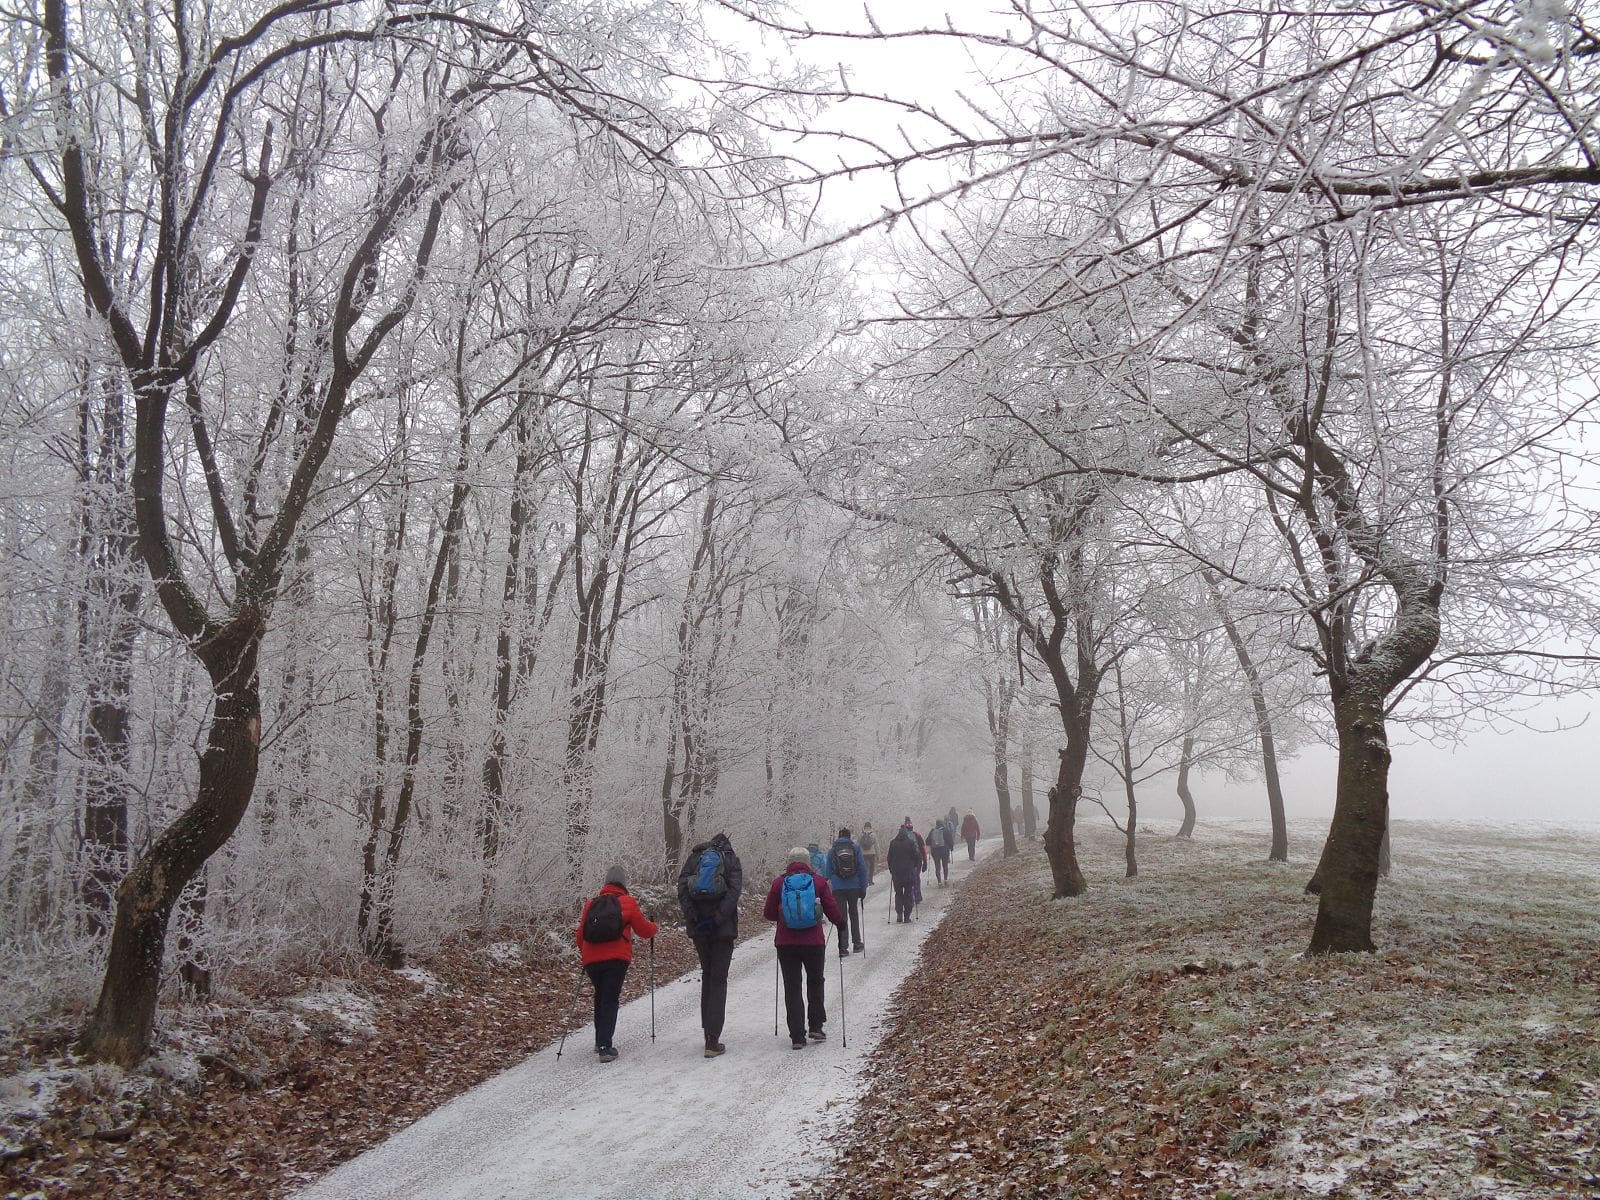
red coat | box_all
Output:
[576,883,659,966]
[961,814,981,841]
[762,864,845,947]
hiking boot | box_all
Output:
[808,1029,826,1042]
[791,1039,808,1050]
[853,943,864,952]
[838,947,850,959]
[704,1038,726,1058]
[597,1046,619,1063]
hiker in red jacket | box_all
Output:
[576,865,659,1062]
[960,811,981,861]
[763,848,846,1049]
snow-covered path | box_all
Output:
[296,843,992,1200]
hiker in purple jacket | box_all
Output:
[763,848,846,1049]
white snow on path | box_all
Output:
[296,842,997,1200]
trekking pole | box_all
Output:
[555,963,586,1061]
[837,948,848,1049]
[649,938,656,1044]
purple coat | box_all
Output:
[763,863,845,946]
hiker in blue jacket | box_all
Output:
[825,827,867,956]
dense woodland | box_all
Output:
[1,0,1597,1070]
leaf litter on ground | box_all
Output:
[803,818,1600,1200]
[0,886,766,1199]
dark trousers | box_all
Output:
[836,889,863,949]
[776,943,827,1041]
[893,879,916,919]
[693,937,734,1040]
[965,836,977,861]
[585,959,628,1050]
[931,848,950,882]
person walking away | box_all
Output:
[961,811,981,861]
[886,825,922,923]
[945,806,961,845]
[808,842,828,875]
[826,827,868,955]
[576,866,658,1062]
[903,818,928,910]
[764,848,846,1048]
[926,818,951,885]
[677,832,743,1058]
[859,822,879,887]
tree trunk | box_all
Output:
[78,608,263,1066]
[175,875,211,997]
[993,741,1017,858]
[75,378,143,935]
[1207,573,1288,862]
[480,416,538,917]
[1114,663,1137,877]
[988,684,1018,858]
[1306,688,1390,955]
[78,577,140,935]
[1119,740,1138,879]
[357,473,408,958]
[1019,746,1038,840]
[1043,698,1092,898]
[660,728,683,881]
[364,459,471,965]
[8,607,73,933]
[1039,640,1095,898]
[1174,734,1197,840]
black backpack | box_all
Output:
[582,893,625,943]
[834,843,858,879]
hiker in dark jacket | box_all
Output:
[825,827,867,956]
[886,825,923,922]
[763,848,846,1048]
[903,818,928,909]
[676,832,742,1058]
[960,811,981,861]
[926,817,952,885]
[576,866,659,1063]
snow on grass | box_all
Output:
[482,941,522,964]
[393,967,451,995]
[285,985,378,1036]
[823,817,1600,1199]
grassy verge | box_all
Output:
[810,820,1600,1199]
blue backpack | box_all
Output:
[691,848,728,897]
[780,873,819,930]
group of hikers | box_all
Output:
[572,811,982,1061]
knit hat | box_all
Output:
[787,847,811,866]
[605,864,628,888]
[838,827,851,838]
